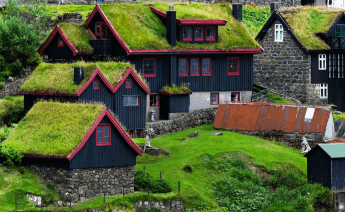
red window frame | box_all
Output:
[93,79,99,90]
[231,92,240,101]
[227,57,240,76]
[183,27,192,41]
[125,79,132,89]
[206,27,215,41]
[190,58,200,76]
[95,22,107,39]
[210,93,219,105]
[58,36,64,47]
[179,58,188,77]
[96,124,111,146]
[123,95,140,106]
[202,58,211,76]
[194,27,204,41]
[143,58,156,77]
[55,59,66,63]
[150,94,159,107]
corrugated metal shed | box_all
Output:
[214,102,332,134]
[318,143,345,158]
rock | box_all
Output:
[209,132,223,136]
[70,193,79,203]
[161,149,170,156]
[66,202,74,207]
[179,138,189,141]
[187,131,199,138]
[147,148,160,156]
[86,190,95,199]
[80,197,85,203]
[26,194,42,207]
[79,185,88,196]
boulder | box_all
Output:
[187,132,199,138]
[147,148,160,156]
[86,190,95,199]
[209,132,223,136]
[161,149,170,156]
[179,138,189,141]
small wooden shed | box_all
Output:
[304,143,345,190]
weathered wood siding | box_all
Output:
[45,34,74,59]
[328,79,345,111]
[70,115,138,169]
[306,146,332,188]
[310,54,328,84]
[332,158,345,190]
[169,95,189,113]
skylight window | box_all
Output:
[304,108,315,122]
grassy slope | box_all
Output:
[133,123,307,208]
[0,166,61,212]
[267,92,295,104]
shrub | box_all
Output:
[0,124,17,139]
[0,97,24,126]
[182,163,193,172]
[150,178,172,193]
[26,52,42,65]
[0,82,4,89]
[0,143,23,166]
[147,208,163,212]
[18,166,25,174]
[297,183,333,209]
[134,170,172,193]
[229,167,262,186]
[4,96,13,101]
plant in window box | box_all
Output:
[159,83,192,95]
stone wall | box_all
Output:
[30,165,135,203]
[253,19,328,106]
[231,0,300,7]
[133,200,184,212]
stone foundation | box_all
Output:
[30,165,135,203]
[133,200,184,212]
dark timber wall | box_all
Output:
[310,54,328,84]
[328,79,345,111]
[44,34,74,60]
[113,75,147,130]
[169,95,189,113]
[332,158,345,190]
[306,146,332,188]
[70,115,138,169]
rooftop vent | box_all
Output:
[74,67,84,85]
[304,108,315,122]
[167,5,176,47]
[169,5,174,11]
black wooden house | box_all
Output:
[304,143,345,190]
[37,3,262,122]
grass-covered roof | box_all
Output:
[279,6,343,50]
[20,62,148,94]
[99,2,260,50]
[3,102,105,156]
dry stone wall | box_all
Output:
[30,165,135,203]
[133,200,184,212]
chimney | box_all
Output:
[270,2,278,14]
[232,3,242,22]
[74,67,84,85]
[167,5,176,47]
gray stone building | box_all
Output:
[254,6,345,111]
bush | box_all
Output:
[0,97,24,126]
[0,143,23,166]
[0,123,17,139]
[297,183,333,209]
[26,52,42,65]
[0,82,4,89]
[18,166,25,174]
[4,96,13,101]
[229,167,262,186]
[134,170,172,193]
[182,163,193,172]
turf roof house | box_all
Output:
[254,6,345,111]
[38,3,262,121]
[20,62,150,137]
[3,102,142,202]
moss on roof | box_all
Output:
[3,102,105,156]
[99,2,260,50]
[279,6,343,50]
[59,22,94,54]
[20,62,148,94]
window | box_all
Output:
[227,58,239,75]
[179,58,188,76]
[123,95,139,106]
[320,84,328,99]
[206,27,215,41]
[143,59,155,77]
[93,79,99,90]
[96,124,111,146]
[95,22,107,39]
[210,93,219,105]
[183,27,192,41]
[135,130,142,138]
[125,79,132,89]
[202,58,211,76]
[150,94,159,107]
[195,27,203,41]
[304,108,315,122]
[333,24,345,48]
[190,58,199,76]
[319,54,326,70]
[128,130,142,138]
[58,36,64,47]
[329,54,344,78]
[231,92,240,101]
[275,24,283,42]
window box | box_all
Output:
[190,58,200,76]
[125,79,132,89]
[202,58,211,76]
[210,93,219,105]
[227,57,239,75]
[58,36,64,47]
[95,22,107,39]
[231,92,240,101]
[143,58,156,77]
[183,27,192,41]
[150,94,159,107]
[123,95,139,106]
[159,90,192,95]
[275,24,283,42]
[93,79,99,90]
[195,27,204,41]
[206,27,215,41]
[179,58,188,77]
[96,124,111,146]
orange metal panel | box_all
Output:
[214,104,226,129]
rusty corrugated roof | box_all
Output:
[214,102,332,134]
[327,137,345,143]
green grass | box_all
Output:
[242,5,270,38]
[160,84,191,94]
[0,166,62,212]
[0,97,24,126]
[333,114,345,121]
[45,5,94,20]
[3,102,105,156]
[0,96,23,102]
[132,123,307,209]
[267,92,295,104]
[279,6,342,50]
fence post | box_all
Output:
[178,181,180,193]
[70,196,71,209]
[123,185,125,196]
[148,182,150,195]
[160,172,161,179]
[104,193,105,204]
[15,196,17,211]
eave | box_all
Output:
[130,48,263,55]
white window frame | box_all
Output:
[320,84,328,99]
[319,54,326,70]
[275,24,283,42]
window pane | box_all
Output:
[104,132,109,137]
[202,59,210,73]
[325,89,327,97]
[96,24,100,33]
[102,24,106,39]
[104,126,109,131]
[321,89,323,97]
[93,81,98,88]
[124,96,138,105]
[195,27,202,38]
[144,60,155,75]
[207,28,214,38]
[97,132,102,138]
[97,138,102,143]
[231,93,238,101]
[126,81,131,87]
[59,38,63,44]
[104,137,109,142]
[180,59,187,74]
[280,31,283,40]
[191,59,199,74]
[228,59,238,73]
[97,127,102,132]
[183,28,191,38]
